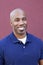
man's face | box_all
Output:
[10,11,27,35]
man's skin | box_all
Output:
[10,8,43,65]
[10,9,27,39]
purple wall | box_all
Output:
[0,0,43,40]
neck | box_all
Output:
[13,32,26,39]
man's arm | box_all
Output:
[39,60,43,65]
[39,41,43,65]
[0,43,4,65]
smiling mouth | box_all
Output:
[18,27,25,31]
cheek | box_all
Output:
[24,21,27,25]
[12,22,18,27]
[13,22,19,29]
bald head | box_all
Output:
[10,8,26,21]
[10,8,27,38]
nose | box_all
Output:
[19,19,24,25]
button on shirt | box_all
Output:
[0,32,43,65]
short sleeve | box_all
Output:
[40,41,43,60]
[0,41,4,65]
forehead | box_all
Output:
[10,9,26,20]
[14,11,25,18]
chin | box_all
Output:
[18,31,26,35]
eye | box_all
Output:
[22,17,27,21]
[14,18,20,22]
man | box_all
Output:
[0,8,43,65]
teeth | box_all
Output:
[18,27,25,30]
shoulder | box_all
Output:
[27,32,43,46]
[0,33,12,47]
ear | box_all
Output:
[10,20,12,26]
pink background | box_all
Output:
[0,0,43,40]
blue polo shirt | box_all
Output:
[0,32,43,65]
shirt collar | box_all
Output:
[26,32,32,43]
[9,32,19,43]
[9,32,32,44]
